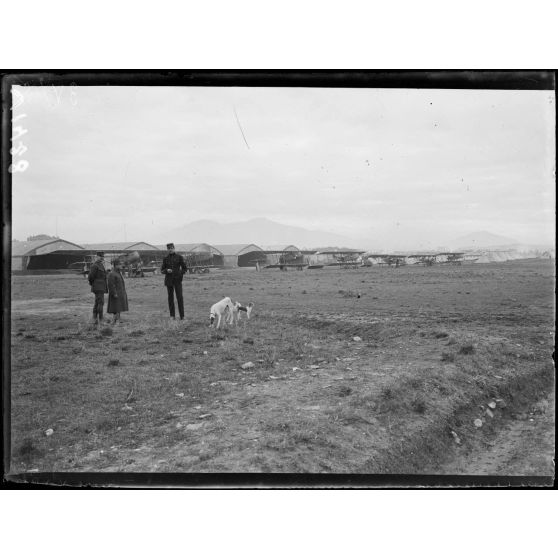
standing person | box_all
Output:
[107,259,129,324]
[88,252,108,326]
[161,243,188,320]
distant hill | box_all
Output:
[450,231,519,249]
[157,218,356,250]
[448,230,554,262]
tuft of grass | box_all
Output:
[441,352,455,363]
[433,331,449,339]
[292,432,314,444]
[408,377,423,389]
[411,396,427,414]
[16,438,39,458]
[337,385,352,397]
[100,326,113,337]
[262,346,278,368]
[218,338,243,363]
[381,386,394,400]
[95,418,114,432]
[459,344,475,355]
[263,420,291,433]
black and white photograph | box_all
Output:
[3,71,555,486]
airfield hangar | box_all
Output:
[11,239,166,274]
[11,238,87,274]
[212,244,267,267]
[173,244,306,268]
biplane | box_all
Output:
[462,253,480,264]
[67,256,94,277]
[67,250,158,277]
[263,247,307,270]
[112,251,159,276]
[315,250,366,269]
[363,254,407,267]
[407,252,465,266]
[408,254,437,266]
[437,252,465,265]
[183,251,214,273]
[332,253,362,269]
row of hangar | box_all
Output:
[11,238,484,275]
[10,238,366,274]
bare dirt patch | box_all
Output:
[11,298,90,315]
[440,391,555,476]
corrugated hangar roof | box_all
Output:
[315,249,366,255]
[260,244,301,253]
[12,238,85,256]
[212,244,265,255]
[160,243,223,255]
[82,242,161,251]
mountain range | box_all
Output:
[155,219,552,253]
[158,218,357,249]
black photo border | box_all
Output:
[2,70,555,489]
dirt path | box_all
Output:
[441,391,555,476]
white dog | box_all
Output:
[228,301,254,326]
[209,297,234,329]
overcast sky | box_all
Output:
[11,85,555,249]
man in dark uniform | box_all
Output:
[161,243,188,320]
[88,251,108,326]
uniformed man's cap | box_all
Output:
[166,243,175,249]
[96,251,105,257]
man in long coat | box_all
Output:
[87,252,108,326]
[107,259,129,324]
[161,243,188,320]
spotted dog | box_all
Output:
[228,301,254,326]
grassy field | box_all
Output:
[8,259,555,475]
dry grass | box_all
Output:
[9,259,555,474]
